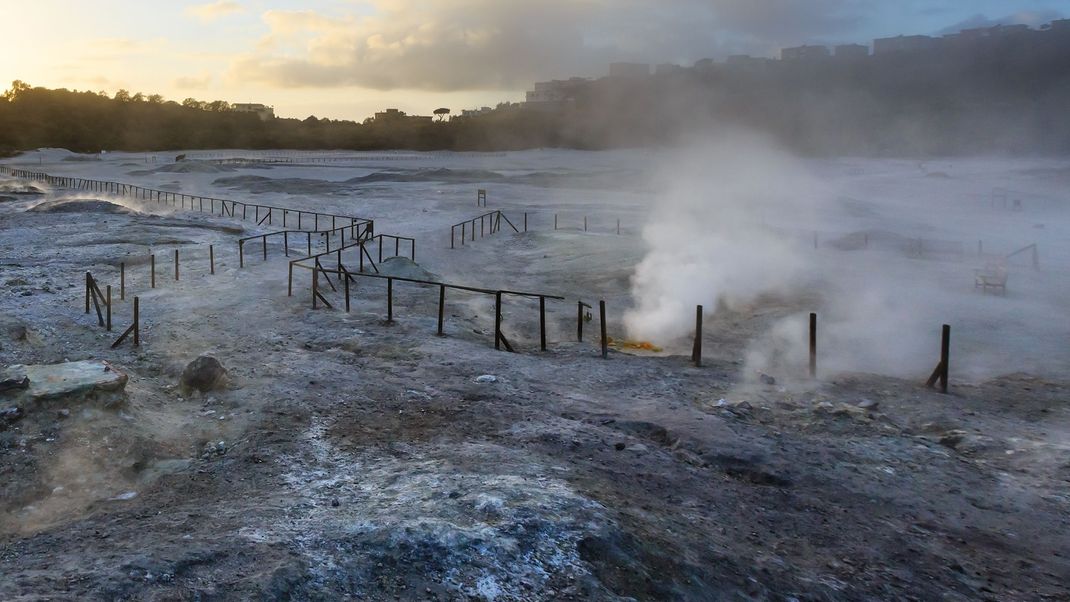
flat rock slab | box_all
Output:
[1,360,127,402]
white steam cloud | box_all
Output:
[624,131,827,342]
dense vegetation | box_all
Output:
[2,28,1069,156]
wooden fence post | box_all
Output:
[437,285,446,335]
[387,278,394,323]
[691,305,703,367]
[539,296,547,351]
[577,301,584,341]
[925,324,951,394]
[809,312,817,378]
[495,291,502,350]
[599,300,607,359]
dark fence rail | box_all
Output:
[238,221,375,267]
[0,166,374,235]
[450,210,518,248]
[302,261,564,352]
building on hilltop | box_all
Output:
[781,45,831,61]
[834,44,869,59]
[459,106,493,118]
[873,35,940,55]
[608,62,651,78]
[524,77,589,111]
[232,103,274,121]
[725,55,778,71]
[369,108,432,124]
[655,63,686,75]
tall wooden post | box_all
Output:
[344,270,350,312]
[150,254,156,288]
[809,312,817,378]
[577,301,584,342]
[132,296,139,346]
[691,305,703,367]
[174,249,179,281]
[494,291,503,350]
[120,262,125,300]
[387,278,394,323]
[599,300,607,359]
[437,285,446,335]
[939,324,950,393]
[209,245,215,274]
[539,296,547,351]
[106,286,112,331]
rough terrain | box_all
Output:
[1,149,1067,601]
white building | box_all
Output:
[232,103,275,121]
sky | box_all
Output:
[1,0,1067,121]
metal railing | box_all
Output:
[450,210,518,248]
[0,166,373,234]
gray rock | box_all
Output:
[1,361,127,401]
[1,406,23,429]
[180,356,227,393]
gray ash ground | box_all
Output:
[0,151,1068,601]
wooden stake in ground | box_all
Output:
[925,324,951,394]
[809,312,817,378]
[599,300,607,359]
[691,305,703,367]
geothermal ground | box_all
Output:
[0,148,1068,600]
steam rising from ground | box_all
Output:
[625,133,1070,382]
[624,132,826,342]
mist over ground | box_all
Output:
[1,143,1068,599]
[622,135,1070,382]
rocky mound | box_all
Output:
[376,257,440,282]
[0,181,45,195]
[129,161,234,176]
[28,199,135,214]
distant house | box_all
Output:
[608,62,651,78]
[781,45,831,61]
[524,77,589,110]
[655,63,686,75]
[725,55,778,71]
[873,35,939,55]
[232,103,274,121]
[834,44,869,59]
[459,106,493,118]
[370,108,432,124]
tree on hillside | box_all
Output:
[2,80,31,101]
[434,107,450,121]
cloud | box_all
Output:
[229,0,869,91]
[936,9,1064,34]
[174,74,213,89]
[186,0,244,23]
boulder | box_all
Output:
[180,356,227,393]
[1,360,127,401]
